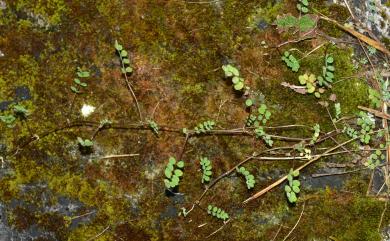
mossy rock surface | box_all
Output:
[0,0,387,240]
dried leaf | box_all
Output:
[329,93,337,102]
[281,82,307,94]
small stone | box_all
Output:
[0,50,4,58]
[0,1,6,10]
[0,101,13,111]
[81,104,96,118]
[14,86,31,101]
[257,20,268,30]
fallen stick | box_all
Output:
[243,137,358,204]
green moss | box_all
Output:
[331,47,369,114]
[0,0,388,239]
[316,4,350,38]
[248,1,284,28]
[14,0,69,26]
[284,190,387,240]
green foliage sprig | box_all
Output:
[310,124,320,144]
[247,104,273,146]
[71,67,90,94]
[115,40,133,75]
[343,126,358,139]
[200,157,212,183]
[164,157,184,189]
[255,127,273,147]
[368,46,377,55]
[236,166,255,189]
[0,104,29,128]
[356,111,375,144]
[298,73,316,94]
[317,55,335,87]
[222,64,245,91]
[365,148,385,169]
[334,103,341,120]
[378,75,390,102]
[77,137,93,154]
[0,115,16,128]
[147,119,159,136]
[285,169,300,203]
[297,0,309,13]
[207,205,229,221]
[282,51,300,72]
[247,104,271,127]
[194,120,215,134]
[245,99,253,107]
[77,137,93,147]
[13,104,29,118]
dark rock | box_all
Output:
[0,144,6,154]
[257,20,268,30]
[371,167,388,194]
[0,101,13,111]
[90,65,101,78]
[14,86,31,101]
[160,204,178,219]
[302,168,346,190]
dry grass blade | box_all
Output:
[358,106,390,120]
[243,137,357,204]
[319,16,390,56]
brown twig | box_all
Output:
[243,136,359,204]
[358,106,390,120]
[378,200,388,232]
[99,154,140,159]
[282,202,305,241]
[87,225,110,241]
[205,219,231,238]
[117,49,143,122]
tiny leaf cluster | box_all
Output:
[282,51,300,72]
[194,120,215,134]
[247,104,273,146]
[285,169,300,203]
[164,157,184,189]
[334,103,341,120]
[356,111,375,144]
[298,73,326,98]
[317,55,335,87]
[71,67,90,94]
[255,127,273,147]
[0,104,29,128]
[236,166,255,189]
[147,119,159,136]
[310,124,320,144]
[200,157,212,183]
[115,40,133,74]
[222,64,245,91]
[0,115,15,128]
[297,0,309,13]
[207,205,229,221]
[343,126,358,139]
[77,137,93,147]
[298,73,316,94]
[365,148,385,169]
[246,104,271,127]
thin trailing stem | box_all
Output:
[243,136,359,204]
[282,202,305,241]
[117,49,143,122]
